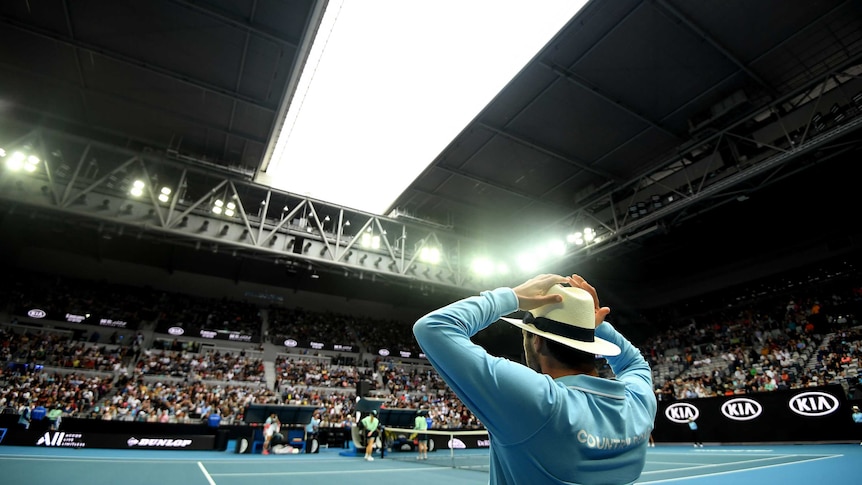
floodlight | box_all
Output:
[129,179,145,197]
[6,151,25,171]
[419,246,441,264]
[548,239,566,256]
[516,252,538,272]
[360,230,381,249]
[471,257,494,276]
[23,155,39,172]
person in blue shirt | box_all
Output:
[688,417,702,447]
[17,401,33,429]
[414,273,657,485]
[852,405,862,445]
[305,410,321,453]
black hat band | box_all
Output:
[524,313,595,342]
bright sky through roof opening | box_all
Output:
[263,0,588,216]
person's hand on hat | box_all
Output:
[512,274,569,311]
[568,274,610,328]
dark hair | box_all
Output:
[544,338,598,372]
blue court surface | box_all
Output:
[1,443,859,485]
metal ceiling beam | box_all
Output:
[632,1,852,141]
[0,138,484,293]
[0,15,276,113]
[168,0,300,49]
[560,107,862,251]
[407,187,494,213]
[396,2,647,217]
[653,0,777,97]
[541,52,862,219]
[432,164,547,203]
[224,0,257,161]
[61,0,89,116]
[478,122,618,180]
[542,61,682,139]
[745,0,851,69]
[486,1,647,150]
[256,0,328,178]
[610,114,862,237]
[0,61,268,147]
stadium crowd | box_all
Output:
[2,263,861,432]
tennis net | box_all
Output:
[380,426,490,472]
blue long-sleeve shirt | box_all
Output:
[413,287,657,485]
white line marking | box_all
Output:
[646,451,836,456]
[211,467,446,477]
[0,457,209,463]
[640,454,792,475]
[648,461,713,466]
[197,462,217,485]
[0,455,336,463]
[636,454,842,483]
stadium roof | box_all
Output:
[1,0,861,318]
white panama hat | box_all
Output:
[501,284,621,356]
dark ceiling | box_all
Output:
[2,0,862,321]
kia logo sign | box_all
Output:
[378,348,390,357]
[789,391,839,417]
[665,403,699,423]
[721,398,762,421]
[27,309,47,319]
[283,339,298,348]
[168,327,184,336]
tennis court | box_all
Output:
[1,442,859,485]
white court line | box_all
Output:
[651,450,772,453]
[0,456,215,463]
[0,454,336,463]
[212,467,449,477]
[641,454,792,475]
[197,462,216,485]
[648,461,713,466]
[649,451,831,457]
[636,454,842,484]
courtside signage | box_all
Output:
[127,437,193,448]
[36,432,85,448]
[664,403,699,423]
[721,398,762,421]
[788,391,839,416]
[27,432,215,449]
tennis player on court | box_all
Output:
[414,274,656,485]
[360,409,380,461]
[413,408,429,460]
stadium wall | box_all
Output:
[653,384,862,444]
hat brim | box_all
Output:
[501,317,621,357]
